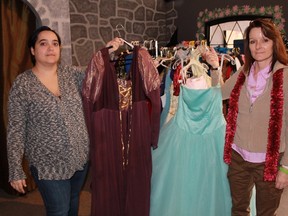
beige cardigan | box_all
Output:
[212,61,288,166]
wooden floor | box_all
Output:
[1,168,288,216]
[0,169,92,216]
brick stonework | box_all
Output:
[24,0,177,66]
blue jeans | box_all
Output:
[30,163,89,216]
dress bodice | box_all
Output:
[173,85,226,134]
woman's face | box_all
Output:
[248,27,273,65]
[30,30,61,66]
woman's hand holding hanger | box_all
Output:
[201,46,225,86]
[201,47,220,69]
[106,37,124,54]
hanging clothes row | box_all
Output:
[150,44,232,216]
[153,42,245,124]
[82,43,161,216]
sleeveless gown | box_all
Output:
[150,84,232,216]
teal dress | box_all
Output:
[150,85,231,216]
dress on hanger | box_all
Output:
[150,82,231,216]
[82,46,161,216]
[160,68,172,128]
[160,64,182,127]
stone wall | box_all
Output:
[23,0,177,66]
[22,0,72,65]
[70,0,177,66]
[24,0,73,65]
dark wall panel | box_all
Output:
[175,0,288,41]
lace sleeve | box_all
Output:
[82,50,106,103]
[137,48,161,148]
[82,49,107,136]
[137,48,161,94]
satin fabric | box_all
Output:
[150,85,231,216]
[82,46,161,216]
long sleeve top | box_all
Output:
[82,46,161,216]
[7,65,89,181]
[212,61,288,166]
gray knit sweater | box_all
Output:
[7,65,89,181]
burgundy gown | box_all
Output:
[82,46,161,216]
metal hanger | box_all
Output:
[115,24,134,49]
